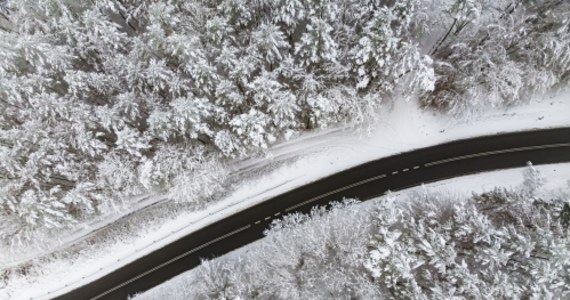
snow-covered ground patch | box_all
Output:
[2,90,569,300]
[134,162,570,300]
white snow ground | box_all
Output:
[3,90,570,300]
[133,162,570,300]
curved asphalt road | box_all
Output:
[51,128,570,300]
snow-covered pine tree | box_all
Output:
[351,0,428,93]
[522,161,546,196]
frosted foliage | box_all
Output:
[522,161,546,196]
[214,130,243,158]
[252,24,289,63]
[189,200,379,300]
[97,152,141,197]
[230,109,275,149]
[365,188,569,299]
[295,17,338,66]
[424,0,570,116]
[167,155,228,203]
[145,180,570,300]
[447,0,483,24]
[352,0,432,94]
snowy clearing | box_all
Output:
[2,90,570,300]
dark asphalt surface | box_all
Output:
[52,128,570,300]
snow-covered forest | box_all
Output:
[1,0,569,246]
[135,166,570,300]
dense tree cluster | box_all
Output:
[137,168,570,300]
[0,0,568,244]
[424,0,570,115]
[0,0,434,244]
